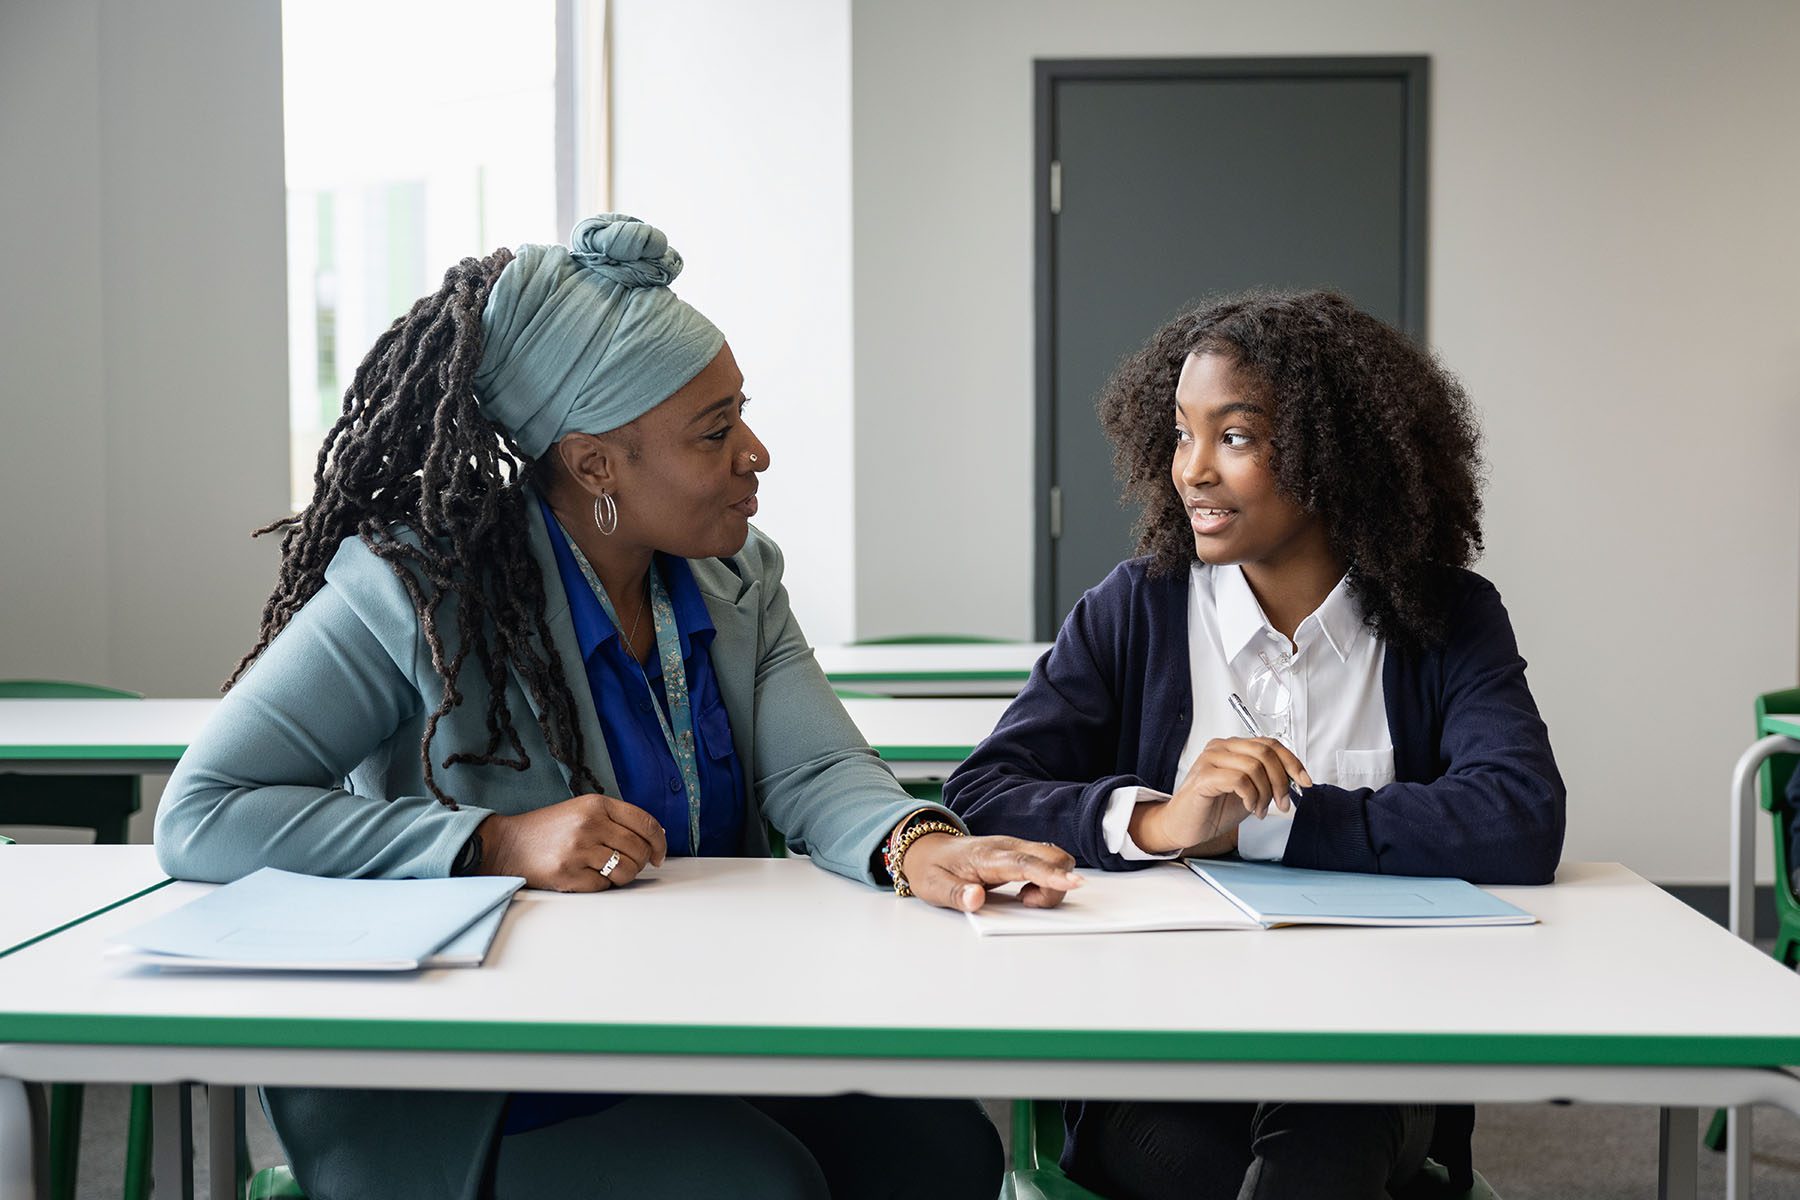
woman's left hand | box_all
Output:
[899,834,1084,912]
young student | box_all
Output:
[944,291,1566,1199]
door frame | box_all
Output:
[1033,56,1430,638]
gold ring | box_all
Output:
[599,850,622,878]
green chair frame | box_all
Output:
[247,1164,306,1199]
[1705,685,1800,1152]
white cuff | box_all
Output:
[1101,785,1181,861]
[1235,800,1298,862]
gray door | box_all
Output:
[1036,58,1428,636]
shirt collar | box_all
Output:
[1209,563,1365,664]
[1308,573,1366,662]
[537,498,717,666]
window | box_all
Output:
[281,0,561,511]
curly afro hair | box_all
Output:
[1097,291,1485,648]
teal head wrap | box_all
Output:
[473,214,726,458]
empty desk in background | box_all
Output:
[0,697,1009,788]
[5,853,1800,1200]
[815,643,1049,697]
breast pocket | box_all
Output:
[1334,748,1397,791]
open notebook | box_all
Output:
[966,859,1536,936]
[110,868,525,971]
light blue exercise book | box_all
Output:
[1185,859,1536,928]
[111,868,525,971]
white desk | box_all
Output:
[0,697,1009,786]
[815,643,1049,697]
[5,853,1800,1199]
[0,845,170,955]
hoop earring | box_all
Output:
[593,492,619,536]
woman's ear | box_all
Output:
[555,433,619,497]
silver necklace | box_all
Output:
[616,587,647,658]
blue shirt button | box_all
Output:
[667,778,681,792]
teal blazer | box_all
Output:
[156,503,954,1199]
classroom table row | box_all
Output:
[7,846,1800,1200]
[0,695,1015,786]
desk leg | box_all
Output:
[205,1087,241,1200]
[1727,1106,1752,1200]
[1659,1107,1698,1200]
[151,1084,192,1200]
[0,1079,47,1200]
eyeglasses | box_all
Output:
[1243,650,1293,743]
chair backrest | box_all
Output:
[1759,687,1800,905]
[0,680,142,700]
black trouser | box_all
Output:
[492,1093,1003,1199]
[1063,1099,1434,1200]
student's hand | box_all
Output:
[1129,738,1312,855]
[476,794,668,892]
[899,834,1085,913]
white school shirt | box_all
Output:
[1101,562,1396,861]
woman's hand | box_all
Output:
[898,834,1084,913]
[1128,737,1313,855]
[477,794,668,892]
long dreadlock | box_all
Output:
[228,248,602,808]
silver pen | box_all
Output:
[1226,692,1303,810]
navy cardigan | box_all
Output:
[945,559,1566,885]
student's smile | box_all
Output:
[1186,499,1237,537]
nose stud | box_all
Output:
[747,453,758,464]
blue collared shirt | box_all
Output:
[537,498,746,857]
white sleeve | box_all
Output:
[1101,785,1182,861]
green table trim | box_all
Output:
[0,745,186,762]
[1764,713,1800,739]
[0,1012,1797,1069]
[0,878,175,960]
[869,745,973,762]
[825,671,1030,683]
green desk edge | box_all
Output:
[0,746,186,762]
[0,1009,1797,1070]
[826,671,1029,683]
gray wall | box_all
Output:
[1,0,287,838]
[850,0,1800,883]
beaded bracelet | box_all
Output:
[884,818,965,898]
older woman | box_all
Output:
[157,215,1080,1199]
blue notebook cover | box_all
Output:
[112,868,525,970]
[1185,859,1536,927]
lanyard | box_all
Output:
[557,527,704,854]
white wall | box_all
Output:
[5,1,1797,885]
[1,0,288,840]
[850,0,1800,883]
[609,0,856,647]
